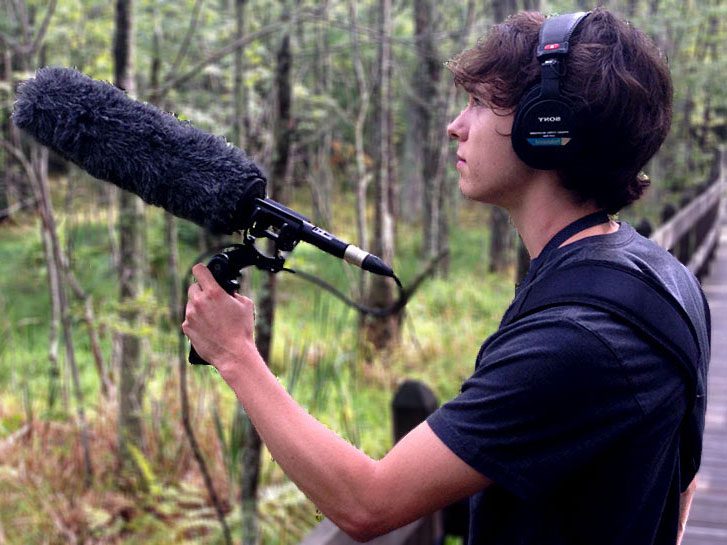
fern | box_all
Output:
[127,443,162,496]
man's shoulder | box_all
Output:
[556,223,702,297]
[551,225,709,345]
[483,304,626,369]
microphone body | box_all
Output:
[12,67,393,277]
[12,67,265,234]
[252,199,394,277]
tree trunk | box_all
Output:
[488,0,517,276]
[114,0,146,483]
[1,48,12,219]
[232,5,256,538]
[311,0,333,227]
[515,0,538,278]
[31,144,94,487]
[4,30,35,209]
[489,207,513,273]
[3,47,24,218]
[232,2,260,543]
[165,210,233,545]
[234,0,249,151]
[428,0,476,278]
[348,0,372,300]
[516,234,530,284]
[363,0,398,350]
[491,0,517,24]
[241,6,294,544]
[416,0,442,263]
[2,0,61,402]
[682,88,695,173]
[401,99,423,222]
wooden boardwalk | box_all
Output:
[683,224,727,545]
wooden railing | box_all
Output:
[296,149,726,545]
[649,147,726,277]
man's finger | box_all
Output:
[192,263,219,292]
[188,281,201,299]
[234,293,256,311]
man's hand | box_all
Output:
[182,263,257,377]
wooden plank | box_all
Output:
[693,483,727,496]
[700,442,727,456]
[690,496,727,513]
[683,525,727,545]
[684,216,727,545]
[701,442,727,456]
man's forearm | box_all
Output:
[220,346,379,537]
[677,477,698,545]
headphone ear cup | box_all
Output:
[512,86,580,170]
[512,85,543,166]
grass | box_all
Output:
[0,176,515,544]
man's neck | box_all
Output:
[507,175,618,259]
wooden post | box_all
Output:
[391,380,439,442]
[298,380,445,545]
[635,219,653,238]
[391,380,443,545]
[392,381,470,543]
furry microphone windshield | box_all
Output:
[12,67,266,234]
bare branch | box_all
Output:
[178,328,233,545]
[29,0,57,57]
[0,0,56,58]
[64,262,111,397]
[165,0,205,81]
[154,10,316,100]
[0,138,37,187]
[308,11,451,61]
[8,0,31,48]
[394,249,450,313]
[0,31,21,52]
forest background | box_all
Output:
[0,0,724,544]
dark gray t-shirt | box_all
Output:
[427,221,709,545]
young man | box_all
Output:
[183,8,710,545]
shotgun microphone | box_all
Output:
[12,67,393,277]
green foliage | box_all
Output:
[0,188,513,544]
[2,0,723,542]
[45,0,115,77]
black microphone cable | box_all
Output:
[181,243,407,321]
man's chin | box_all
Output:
[459,182,492,204]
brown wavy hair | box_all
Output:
[447,8,672,213]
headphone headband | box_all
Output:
[537,12,590,59]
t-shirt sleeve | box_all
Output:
[427,312,645,500]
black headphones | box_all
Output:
[511,11,590,170]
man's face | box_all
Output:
[447,95,529,209]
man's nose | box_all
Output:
[447,113,466,141]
